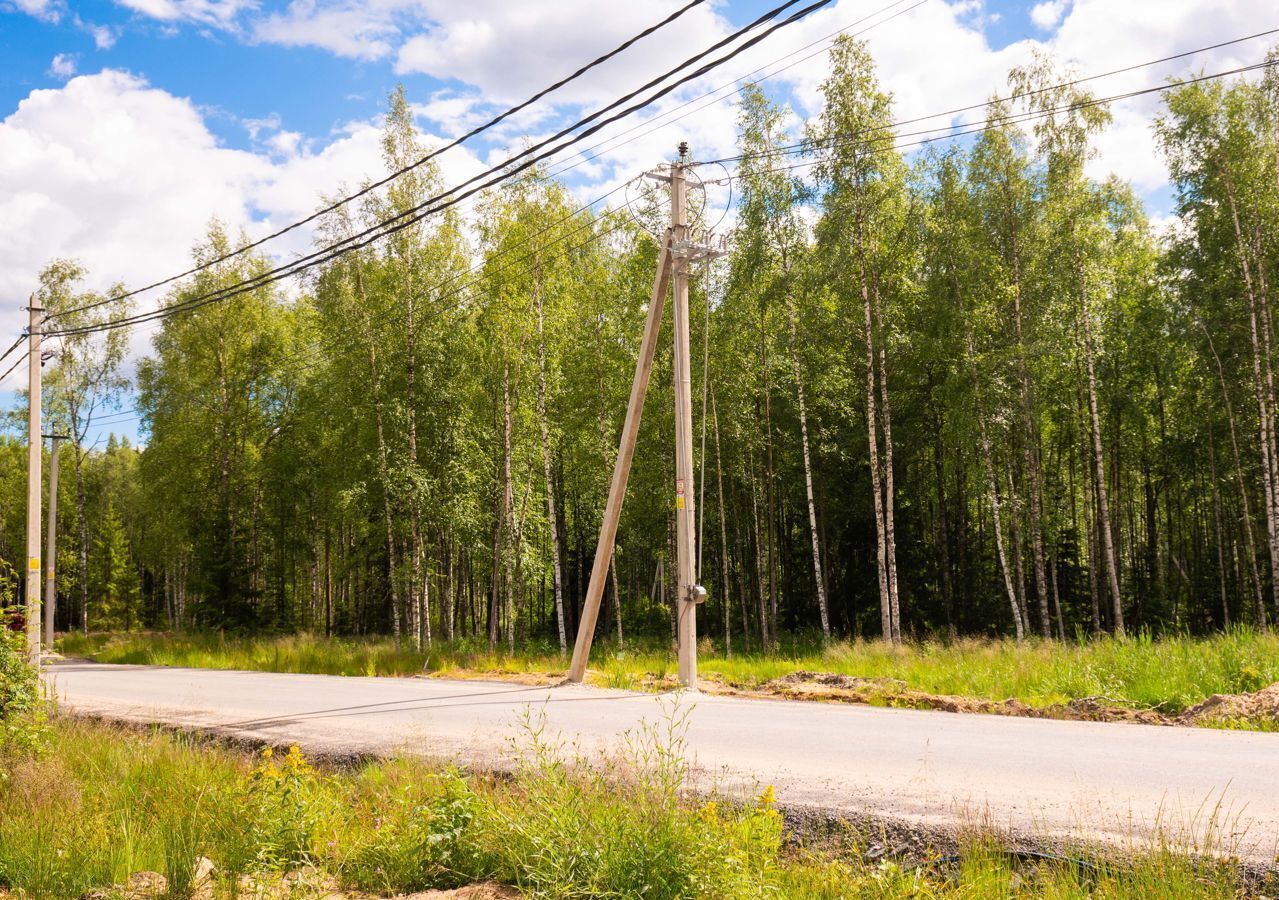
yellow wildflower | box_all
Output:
[757,785,776,810]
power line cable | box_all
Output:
[541,0,930,183]
[45,0,811,328]
[45,0,834,338]
[0,349,30,386]
[38,23,1275,342]
[708,58,1279,184]
[34,21,1273,420]
[45,0,713,321]
[700,24,1279,166]
[0,333,26,372]
[31,0,901,347]
[83,181,664,427]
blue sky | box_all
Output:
[1,0,1275,442]
[1,0,1039,159]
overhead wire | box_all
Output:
[69,181,666,430]
[77,52,1277,430]
[48,12,1275,339]
[30,0,918,357]
[44,0,830,336]
[539,0,931,184]
[0,332,27,373]
[44,0,714,322]
[698,58,1279,184]
[0,349,29,387]
[698,24,1279,167]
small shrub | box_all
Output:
[0,621,48,759]
[242,745,325,870]
[340,770,481,891]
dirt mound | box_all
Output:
[744,672,1173,726]
[1179,682,1279,725]
[769,670,907,692]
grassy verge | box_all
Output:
[0,715,1264,899]
[60,628,1279,722]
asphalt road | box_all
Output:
[46,659,1279,861]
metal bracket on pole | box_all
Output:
[670,236,729,264]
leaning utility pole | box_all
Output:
[568,145,720,688]
[25,296,43,659]
[43,433,65,650]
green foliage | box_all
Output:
[478,705,782,898]
[0,718,1258,899]
[242,744,327,870]
[0,624,47,757]
[9,55,1279,662]
[339,768,479,891]
[91,500,141,631]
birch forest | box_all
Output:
[6,37,1279,650]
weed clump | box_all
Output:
[0,619,48,758]
[479,704,783,898]
[338,768,480,891]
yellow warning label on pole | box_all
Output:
[675,496,685,510]
[28,557,40,571]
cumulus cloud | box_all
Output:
[394,1,727,106]
[1030,1,1068,31]
[0,70,484,387]
[251,0,400,60]
[47,53,77,78]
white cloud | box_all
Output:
[0,70,484,388]
[113,0,254,29]
[48,53,77,79]
[7,0,61,22]
[77,17,120,49]
[1031,1,1068,31]
[395,1,727,106]
[251,0,400,60]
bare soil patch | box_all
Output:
[1179,682,1279,726]
[677,670,1279,729]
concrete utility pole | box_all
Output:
[568,144,720,688]
[25,297,43,659]
[43,433,65,650]
[669,151,700,688]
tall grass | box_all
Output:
[0,717,1260,899]
[61,627,1279,714]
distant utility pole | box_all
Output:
[568,144,721,688]
[25,296,43,659]
[43,432,66,650]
